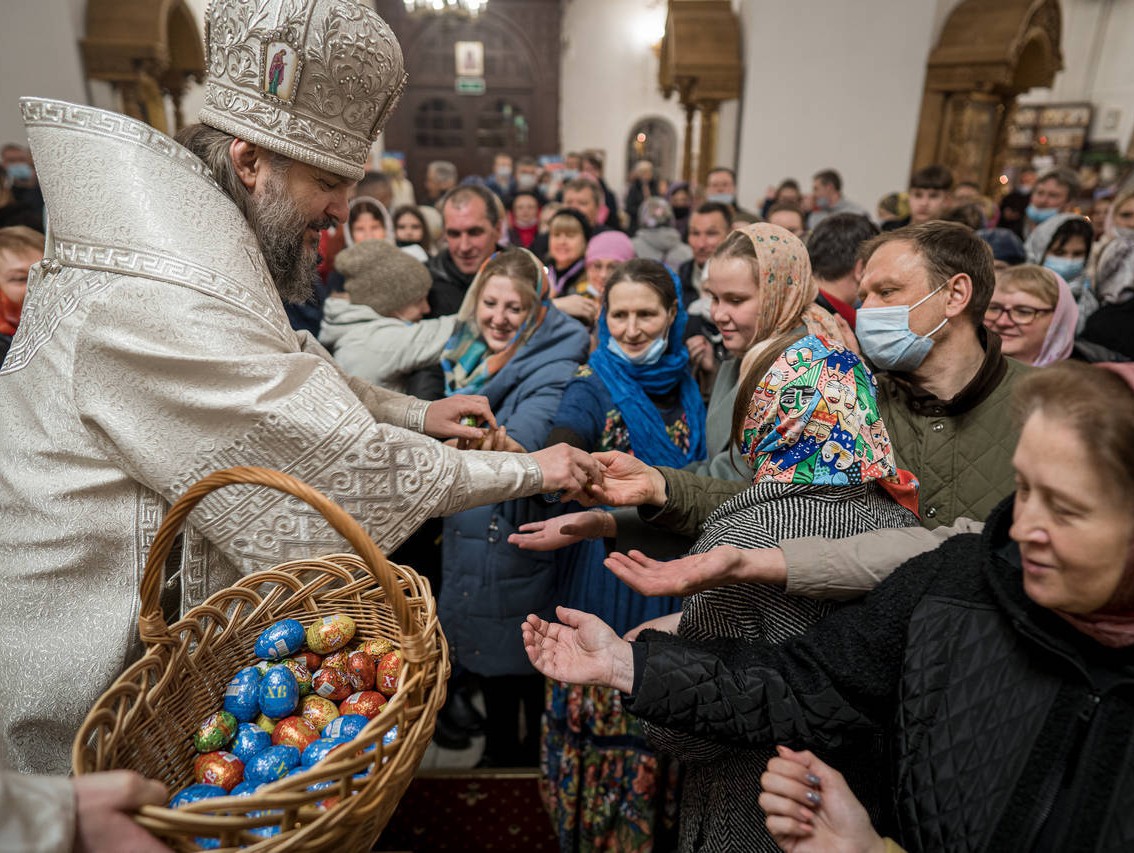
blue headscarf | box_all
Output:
[588,266,707,467]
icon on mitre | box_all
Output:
[263,40,301,103]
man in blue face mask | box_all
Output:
[1023,167,1078,238]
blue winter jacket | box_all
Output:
[440,307,590,676]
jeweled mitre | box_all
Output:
[199,0,407,180]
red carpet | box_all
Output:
[374,769,558,851]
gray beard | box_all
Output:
[246,169,332,305]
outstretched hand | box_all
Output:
[522,606,635,692]
[605,544,788,597]
[531,444,605,502]
[509,510,614,551]
[584,451,667,508]
[759,746,886,853]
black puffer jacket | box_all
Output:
[628,497,1134,852]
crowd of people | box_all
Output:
[1,2,1133,852]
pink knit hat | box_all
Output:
[585,230,635,264]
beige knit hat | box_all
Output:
[335,240,431,316]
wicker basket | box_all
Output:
[72,466,449,852]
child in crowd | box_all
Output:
[318,239,456,393]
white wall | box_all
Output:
[732,0,944,219]
[1018,0,1134,154]
[560,0,689,195]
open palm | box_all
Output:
[522,606,632,691]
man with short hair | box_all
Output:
[1023,166,1080,246]
[484,152,515,201]
[766,202,807,238]
[807,167,867,229]
[423,159,458,206]
[882,164,954,231]
[0,0,600,775]
[427,184,504,316]
[704,166,755,219]
[678,202,733,391]
[513,155,542,201]
[806,212,879,327]
[530,176,611,258]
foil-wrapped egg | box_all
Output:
[271,716,320,752]
[170,783,227,808]
[322,713,368,740]
[311,667,351,701]
[300,695,339,732]
[230,780,262,797]
[193,710,238,753]
[320,650,351,672]
[193,751,244,791]
[244,745,300,785]
[305,614,356,654]
[258,666,299,718]
[345,651,376,692]
[383,725,398,747]
[339,691,387,719]
[278,659,313,697]
[223,666,262,722]
[231,722,272,765]
[301,736,351,766]
[254,619,306,661]
[255,714,277,734]
[355,637,395,661]
[375,650,403,697]
[292,651,323,671]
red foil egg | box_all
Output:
[292,651,323,671]
[339,690,387,719]
[271,716,320,751]
[346,651,376,691]
[312,667,352,701]
[300,695,340,732]
[305,614,356,654]
[194,751,244,791]
[375,650,403,697]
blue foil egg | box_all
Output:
[231,722,272,766]
[258,667,299,719]
[254,619,306,661]
[322,714,368,740]
[244,745,300,785]
[383,725,398,747]
[230,780,262,797]
[169,783,227,808]
[223,666,262,722]
[301,736,350,766]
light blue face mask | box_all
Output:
[706,193,735,206]
[5,163,32,183]
[856,284,948,373]
[1043,255,1085,281]
[1026,203,1060,224]
[607,332,668,366]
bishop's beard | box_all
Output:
[246,168,334,305]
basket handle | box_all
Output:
[138,466,415,648]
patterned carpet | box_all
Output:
[374,768,558,851]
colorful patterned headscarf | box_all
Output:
[442,247,551,396]
[741,333,919,514]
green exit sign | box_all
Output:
[456,76,485,95]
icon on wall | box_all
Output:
[455,41,484,77]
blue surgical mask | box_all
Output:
[706,193,735,206]
[1043,255,1085,281]
[856,285,948,372]
[607,333,668,366]
[5,163,32,183]
[1026,203,1059,224]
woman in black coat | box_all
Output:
[523,360,1134,853]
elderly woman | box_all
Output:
[525,360,1134,853]
[983,264,1077,366]
[632,197,695,270]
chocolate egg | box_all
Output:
[356,637,395,661]
[231,723,272,765]
[255,714,277,734]
[301,736,351,766]
[258,666,299,718]
[244,745,300,785]
[231,781,261,797]
[311,667,351,701]
[339,691,387,719]
[193,751,244,791]
[305,614,356,654]
[320,650,351,672]
[300,695,339,732]
[323,713,369,740]
[345,651,376,691]
[254,619,306,661]
[223,666,262,722]
[292,651,323,671]
[375,650,403,697]
[271,716,319,751]
[278,659,313,697]
[170,783,227,808]
[383,725,399,747]
[193,710,238,753]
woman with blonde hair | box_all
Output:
[983,264,1077,366]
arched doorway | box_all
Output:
[374,0,562,196]
[625,116,678,183]
[912,0,1062,193]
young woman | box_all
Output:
[391,204,432,259]
[540,259,707,851]
[546,208,599,327]
[983,264,1077,366]
[439,247,591,768]
[526,361,1134,853]
[1029,213,1096,329]
[346,196,392,245]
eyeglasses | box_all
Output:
[984,303,1054,325]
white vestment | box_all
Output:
[0,99,542,774]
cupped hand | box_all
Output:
[531,443,604,501]
[73,770,171,853]
[508,510,614,551]
[522,606,635,692]
[604,545,744,596]
[585,451,667,507]
[424,395,498,441]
